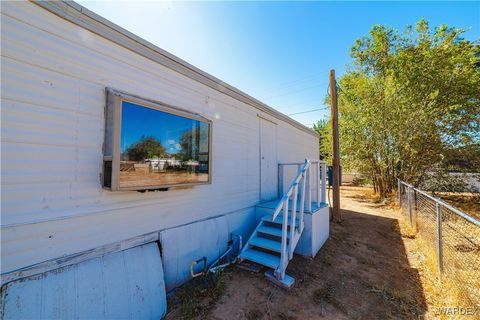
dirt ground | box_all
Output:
[166,186,433,319]
[119,171,208,188]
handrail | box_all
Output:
[272,161,309,221]
[279,160,328,165]
[272,159,328,280]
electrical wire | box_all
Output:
[287,107,329,116]
[265,81,330,111]
[260,73,323,96]
[275,96,326,111]
[263,84,321,101]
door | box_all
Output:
[260,118,277,201]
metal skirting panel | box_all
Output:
[1,243,166,319]
[160,206,256,291]
[295,206,330,258]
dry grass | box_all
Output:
[350,186,399,210]
[397,216,479,319]
[393,219,416,239]
[361,186,479,318]
[165,270,228,320]
[437,193,480,220]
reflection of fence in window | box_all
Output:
[398,180,480,306]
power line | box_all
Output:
[261,73,322,96]
[302,116,330,127]
[287,107,329,116]
[270,83,329,111]
[276,97,325,111]
[269,97,327,116]
[263,84,321,100]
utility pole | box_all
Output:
[329,70,342,221]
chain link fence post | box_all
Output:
[398,179,401,207]
[413,189,418,233]
[436,202,443,274]
[408,186,413,227]
[397,179,479,304]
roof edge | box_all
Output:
[31,1,319,138]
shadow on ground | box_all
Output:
[167,191,428,320]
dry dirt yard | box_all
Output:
[167,186,435,320]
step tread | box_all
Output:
[249,236,282,252]
[239,248,280,269]
[257,225,288,238]
[261,215,300,226]
[256,199,328,213]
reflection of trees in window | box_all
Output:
[177,122,203,161]
[124,135,166,161]
[176,123,209,173]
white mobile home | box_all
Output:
[1,1,329,318]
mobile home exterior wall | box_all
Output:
[1,0,319,292]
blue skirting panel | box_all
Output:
[160,206,256,291]
[1,243,167,319]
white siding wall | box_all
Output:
[1,1,318,275]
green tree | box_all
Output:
[177,124,209,161]
[125,135,166,161]
[178,130,196,161]
[313,119,332,163]
[334,19,480,198]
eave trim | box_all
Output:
[32,1,319,138]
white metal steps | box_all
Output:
[256,224,291,238]
[240,248,280,269]
[238,159,327,289]
[238,210,300,289]
[239,216,284,269]
[261,215,299,226]
[249,236,282,253]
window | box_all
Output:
[103,88,211,191]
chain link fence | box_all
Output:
[398,180,480,306]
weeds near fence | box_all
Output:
[398,180,480,311]
[397,219,464,319]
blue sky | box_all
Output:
[121,101,207,155]
[79,1,479,127]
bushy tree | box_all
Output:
[125,135,166,161]
[313,119,332,163]
[329,19,480,198]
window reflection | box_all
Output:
[119,101,209,188]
